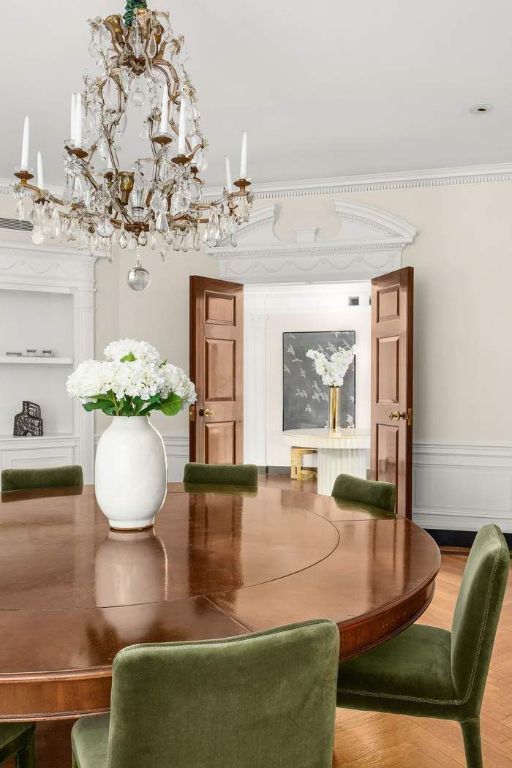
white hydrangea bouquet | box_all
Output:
[306,346,356,387]
[67,339,196,417]
[68,340,197,530]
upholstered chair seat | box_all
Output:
[331,473,396,516]
[183,462,258,488]
[337,525,510,768]
[72,620,339,768]
[1,465,84,493]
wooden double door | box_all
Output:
[190,268,414,518]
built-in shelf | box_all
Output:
[0,356,74,365]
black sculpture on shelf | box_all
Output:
[13,401,43,437]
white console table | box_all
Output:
[283,428,371,495]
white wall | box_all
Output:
[1,173,511,528]
[269,184,512,445]
[263,300,371,467]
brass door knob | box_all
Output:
[388,409,413,426]
[199,408,215,417]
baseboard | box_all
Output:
[426,528,512,550]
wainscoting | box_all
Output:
[41,434,512,535]
[265,442,512,533]
[412,442,512,533]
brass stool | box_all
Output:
[290,447,318,480]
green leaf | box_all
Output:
[83,399,116,416]
[139,395,162,415]
[159,393,184,416]
[120,352,136,362]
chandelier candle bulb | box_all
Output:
[37,152,44,190]
[240,131,248,179]
[178,98,187,155]
[20,116,29,171]
[225,155,233,192]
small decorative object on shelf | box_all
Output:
[13,401,44,437]
[11,0,254,291]
[26,349,37,356]
[6,352,22,357]
[306,346,356,433]
[42,350,53,357]
[67,339,196,530]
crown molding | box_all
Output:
[2,162,512,204]
[203,162,512,200]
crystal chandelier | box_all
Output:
[13,0,253,290]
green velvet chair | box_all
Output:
[0,723,36,767]
[337,524,510,768]
[331,473,396,515]
[183,462,258,488]
[72,620,340,768]
[1,465,83,493]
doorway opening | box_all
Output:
[243,281,371,472]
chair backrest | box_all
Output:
[1,465,83,493]
[107,620,339,768]
[331,473,396,513]
[183,462,258,488]
[451,524,509,711]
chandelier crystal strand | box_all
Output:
[12,0,253,290]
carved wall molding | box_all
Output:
[0,241,96,291]
[209,199,417,283]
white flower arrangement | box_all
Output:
[67,339,196,417]
[306,346,356,387]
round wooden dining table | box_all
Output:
[0,483,440,728]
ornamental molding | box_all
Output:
[0,240,97,291]
[209,199,417,283]
[202,162,512,200]
[2,163,512,204]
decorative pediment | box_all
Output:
[208,200,418,283]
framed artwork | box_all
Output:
[283,330,356,430]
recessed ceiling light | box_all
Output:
[470,104,493,114]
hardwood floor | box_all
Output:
[265,473,512,767]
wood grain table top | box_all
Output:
[0,484,440,720]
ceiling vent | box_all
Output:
[0,217,32,232]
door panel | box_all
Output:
[371,267,414,518]
[205,422,236,464]
[190,276,244,464]
[377,337,399,403]
[205,339,236,401]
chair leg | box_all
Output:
[16,737,36,768]
[460,719,483,768]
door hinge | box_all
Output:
[189,404,196,422]
[406,408,413,427]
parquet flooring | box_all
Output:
[264,473,512,767]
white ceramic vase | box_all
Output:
[95,416,167,530]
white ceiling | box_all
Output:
[2,0,512,187]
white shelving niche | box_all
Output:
[0,241,96,486]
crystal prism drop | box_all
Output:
[156,212,169,234]
[119,227,128,249]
